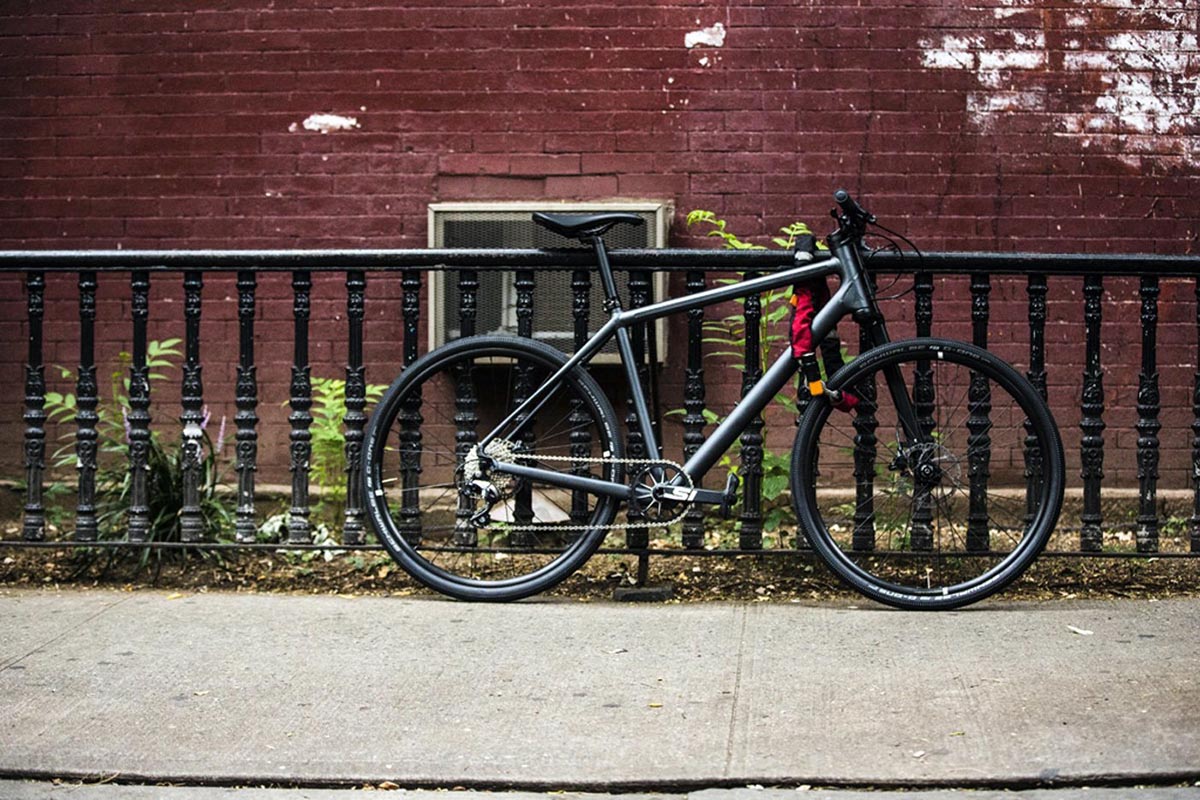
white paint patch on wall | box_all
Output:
[967,90,1044,115]
[920,35,983,69]
[290,113,361,134]
[920,31,1046,127]
[920,9,1199,165]
[685,22,726,49]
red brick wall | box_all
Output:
[0,2,1197,488]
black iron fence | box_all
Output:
[4,248,1200,563]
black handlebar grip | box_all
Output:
[833,188,874,223]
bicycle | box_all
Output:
[363,190,1065,609]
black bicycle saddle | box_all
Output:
[532,211,644,241]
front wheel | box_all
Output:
[791,338,1065,610]
[363,334,624,601]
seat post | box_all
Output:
[588,235,623,315]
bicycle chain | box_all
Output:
[473,453,694,533]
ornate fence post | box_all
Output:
[851,322,878,551]
[234,271,259,543]
[1136,275,1160,553]
[738,277,764,550]
[624,270,650,547]
[1192,277,1200,553]
[511,270,536,543]
[343,270,368,545]
[127,271,152,543]
[1024,274,1048,524]
[1080,275,1106,552]
[22,272,46,541]
[397,271,423,545]
[682,271,707,550]
[179,271,205,543]
[569,269,594,537]
[910,271,935,551]
[966,274,992,552]
[288,270,313,544]
[75,271,99,542]
[453,270,480,546]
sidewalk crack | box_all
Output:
[1,593,132,671]
[721,604,751,778]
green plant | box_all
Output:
[43,339,234,564]
[304,377,386,520]
[687,211,818,419]
[682,211,843,535]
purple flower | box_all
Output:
[122,410,132,445]
[214,415,228,453]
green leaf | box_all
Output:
[766,305,791,324]
[763,475,789,497]
[149,338,182,354]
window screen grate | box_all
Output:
[430,205,669,360]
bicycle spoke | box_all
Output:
[364,337,622,598]
[799,341,1062,606]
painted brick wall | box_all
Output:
[0,1,1197,489]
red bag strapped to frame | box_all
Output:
[788,233,858,412]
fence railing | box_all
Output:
[4,248,1200,564]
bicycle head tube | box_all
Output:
[825,190,879,324]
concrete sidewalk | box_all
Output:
[1,786,1199,799]
[0,589,1197,790]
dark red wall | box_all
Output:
[1,2,1197,486]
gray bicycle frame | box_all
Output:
[478,241,883,501]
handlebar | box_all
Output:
[833,188,875,227]
[829,188,875,246]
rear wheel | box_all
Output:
[792,338,1065,610]
[363,335,623,601]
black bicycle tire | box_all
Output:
[791,338,1066,610]
[362,334,623,601]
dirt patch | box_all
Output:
[2,545,1198,604]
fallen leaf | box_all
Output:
[193,690,209,696]
[166,592,185,600]
[1067,625,1094,636]
[648,702,663,708]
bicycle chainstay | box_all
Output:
[472,453,694,533]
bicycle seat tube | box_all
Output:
[589,235,662,463]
